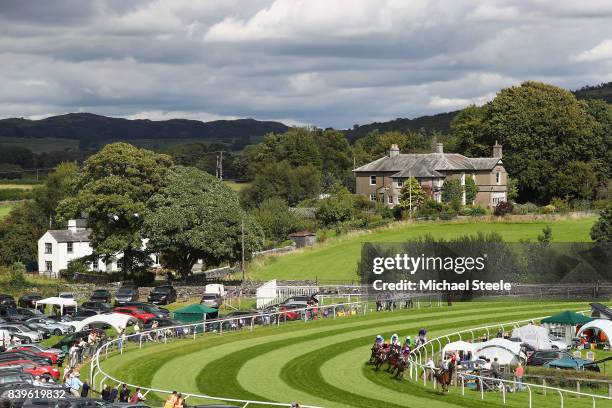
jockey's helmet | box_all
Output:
[376,335,383,341]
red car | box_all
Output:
[0,359,60,379]
[8,346,59,365]
[278,306,301,321]
[114,306,156,323]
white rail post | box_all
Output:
[105,345,108,359]
[480,377,484,400]
[501,380,505,404]
[527,385,532,408]
[461,375,465,395]
[139,335,142,349]
[558,390,563,408]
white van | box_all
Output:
[204,284,226,297]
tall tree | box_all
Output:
[143,166,263,278]
[57,143,173,278]
[452,81,605,203]
[591,205,612,243]
[398,177,427,212]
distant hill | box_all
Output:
[343,111,458,143]
[573,82,612,103]
[0,113,289,144]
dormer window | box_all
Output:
[370,175,377,185]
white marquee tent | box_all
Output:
[473,338,525,366]
[69,313,136,332]
[512,324,553,351]
[576,319,612,343]
[35,297,77,315]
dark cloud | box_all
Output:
[0,0,610,128]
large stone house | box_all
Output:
[38,219,160,277]
[353,142,507,208]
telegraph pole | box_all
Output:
[409,171,412,219]
[241,219,245,281]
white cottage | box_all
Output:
[38,219,160,277]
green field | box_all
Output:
[248,217,597,281]
[0,136,79,153]
[0,202,15,218]
[224,180,251,192]
[92,301,609,408]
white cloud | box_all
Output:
[574,39,612,62]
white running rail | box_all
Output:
[92,294,442,408]
[406,309,612,407]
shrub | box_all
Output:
[540,204,556,214]
[468,206,487,216]
[494,201,514,216]
[0,189,33,201]
[550,198,570,213]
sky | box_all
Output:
[0,0,611,129]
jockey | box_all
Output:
[374,335,384,348]
[390,333,401,352]
[403,336,412,348]
[417,328,427,345]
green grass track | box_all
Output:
[95,301,606,408]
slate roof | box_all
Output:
[353,153,501,177]
[47,229,91,243]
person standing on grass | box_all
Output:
[164,391,178,408]
[67,372,83,397]
[80,380,90,398]
[109,385,119,402]
[491,357,500,378]
[514,363,524,391]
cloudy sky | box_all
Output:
[1,0,611,128]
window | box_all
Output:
[369,175,377,185]
[369,194,376,201]
[44,243,52,254]
[45,261,52,272]
[394,179,404,188]
[92,259,99,270]
[387,195,393,204]
[116,258,124,270]
[460,173,465,185]
[67,242,73,253]
[496,171,501,185]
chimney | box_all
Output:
[493,141,502,158]
[67,219,86,232]
[435,143,443,154]
[389,144,400,158]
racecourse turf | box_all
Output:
[247,217,597,281]
[94,300,608,408]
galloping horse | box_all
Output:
[369,343,382,364]
[385,347,401,373]
[392,354,410,379]
[373,344,390,371]
[433,361,456,392]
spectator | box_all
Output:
[164,391,178,408]
[109,386,119,403]
[119,384,130,402]
[514,364,524,391]
[69,342,79,367]
[80,380,90,398]
[131,387,145,402]
[67,372,83,397]
[101,385,111,402]
[32,376,42,386]
[491,357,500,378]
[175,393,184,408]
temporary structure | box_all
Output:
[541,311,593,344]
[442,341,476,359]
[512,324,553,351]
[35,297,77,315]
[173,304,218,324]
[69,313,136,332]
[473,338,525,366]
[576,319,612,345]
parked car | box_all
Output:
[7,345,61,365]
[17,294,43,309]
[19,322,51,339]
[200,293,222,309]
[123,302,169,318]
[114,287,139,305]
[281,295,317,306]
[527,350,573,366]
[0,350,53,366]
[143,318,189,335]
[90,289,112,303]
[147,285,177,305]
[25,317,74,336]
[69,309,100,321]
[52,329,99,351]
[58,292,74,299]
[0,360,59,380]
[6,343,64,363]
[0,306,30,322]
[0,295,16,308]
[0,368,33,386]
[114,306,156,323]
[0,324,42,342]
[223,310,263,325]
[81,301,114,314]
